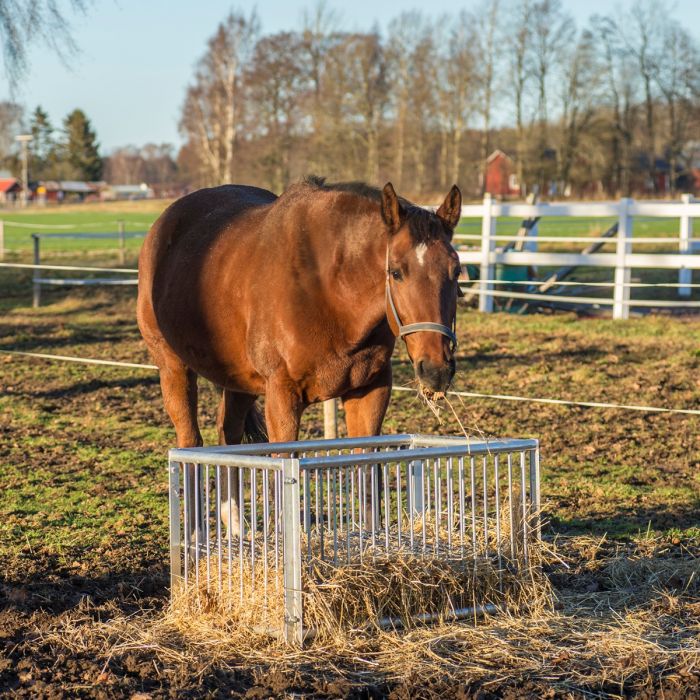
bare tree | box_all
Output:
[473,0,501,194]
[616,0,665,191]
[556,29,600,193]
[655,21,700,194]
[505,0,534,194]
[247,32,306,192]
[0,101,23,163]
[531,0,574,190]
[0,0,88,86]
[386,12,429,190]
[179,10,259,186]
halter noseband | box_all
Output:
[385,247,458,353]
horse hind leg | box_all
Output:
[218,390,259,541]
[158,361,204,559]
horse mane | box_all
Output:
[302,175,450,244]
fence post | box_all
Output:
[613,197,632,320]
[282,458,303,645]
[32,234,41,308]
[0,220,4,261]
[118,219,126,265]
[323,399,338,439]
[679,194,694,297]
[479,193,496,313]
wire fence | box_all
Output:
[1,348,698,417]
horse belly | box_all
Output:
[304,346,391,403]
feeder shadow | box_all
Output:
[549,499,700,537]
[18,375,160,400]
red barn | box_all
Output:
[0,177,20,203]
[483,150,520,197]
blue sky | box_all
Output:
[3,0,699,152]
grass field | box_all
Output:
[0,266,698,697]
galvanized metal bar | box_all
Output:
[239,468,244,603]
[168,461,181,590]
[205,464,211,590]
[263,468,269,602]
[319,468,325,561]
[183,463,189,584]
[408,462,414,552]
[494,455,502,576]
[458,456,465,559]
[507,454,516,560]
[332,468,338,565]
[470,457,477,560]
[194,464,200,588]
[216,465,222,593]
[396,462,402,550]
[433,458,439,555]
[520,451,529,564]
[251,468,257,591]
[447,457,453,551]
[530,447,542,539]
[227,466,233,594]
[304,469,311,569]
[383,462,389,550]
[482,456,489,555]
[282,459,303,645]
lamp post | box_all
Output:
[15,134,33,207]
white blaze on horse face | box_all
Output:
[415,243,428,267]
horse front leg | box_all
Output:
[342,365,392,531]
[218,390,258,542]
[264,373,305,443]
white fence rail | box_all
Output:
[457,194,700,319]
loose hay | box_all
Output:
[35,535,700,696]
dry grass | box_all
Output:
[33,535,700,696]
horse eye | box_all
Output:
[392,269,402,281]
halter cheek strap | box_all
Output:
[385,247,458,353]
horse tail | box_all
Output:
[242,401,268,443]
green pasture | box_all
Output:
[1,204,697,306]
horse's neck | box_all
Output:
[332,213,388,340]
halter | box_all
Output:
[385,247,458,353]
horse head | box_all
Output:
[381,182,462,395]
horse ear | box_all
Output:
[436,185,462,232]
[381,182,404,234]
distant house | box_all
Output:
[41,181,100,202]
[0,177,20,203]
[483,150,520,197]
[101,183,155,201]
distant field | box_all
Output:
[0,201,167,258]
[1,201,696,306]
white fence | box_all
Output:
[457,194,700,319]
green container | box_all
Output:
[495,264,530,283]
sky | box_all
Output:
[2,0,699,153]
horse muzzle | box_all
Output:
[415,357,455,393]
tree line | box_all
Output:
[0,104,103,181]
[178,0,700,199]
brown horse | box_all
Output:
[137,177,461,532]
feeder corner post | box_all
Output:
[282,458,303,645]
[613,197,632,320]
[168,460,182,591]
[479,193,496,313]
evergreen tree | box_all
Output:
[62,109,103,181]
[30,106,56,179]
